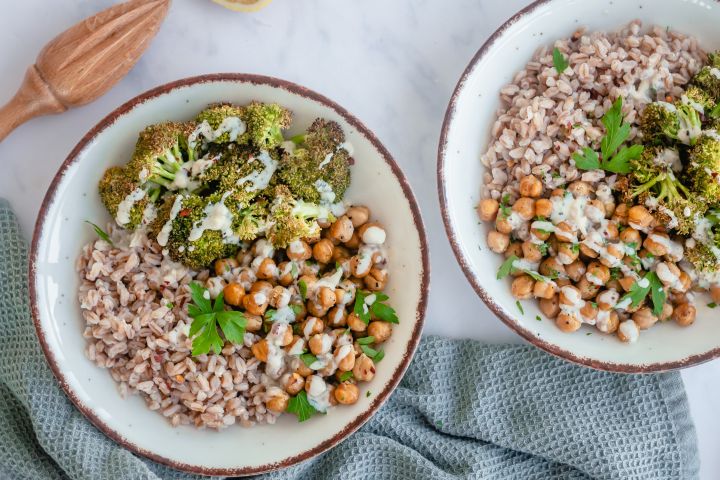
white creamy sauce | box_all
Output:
[710,67,720,80]
[653,148,682,172]
[615,297,633,311]
[288,338,305,356]
[681,95,705,115]
[157,195,185,247]
[265,323,289,378]
[648,233,684,261]
[188,191,239,244]
[319,153,334,169]
[189,117,246,149]
[656,262,682,291]
[236,151,278,192]
[531,220,555,233]
[253,292,267,305]
[313,268,344,295]
[618,319,639,343]
[677,113,703,145]
[206,277,225,299]
[595,310,613,333]
[314,179,337,204]
[116,187,147,225]
[303,317,317,339]
[551,193,590,236]
[142,203,157,225]
[271,305,297,324]
[361,226,386,245]
[598,289,619,308]
[636,277,650,289]
[586,272,604,286]
[306,376,332,413]
[289,240,306,255]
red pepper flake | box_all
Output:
[178,208,191,217]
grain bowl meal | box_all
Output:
[78,102,397,428]
[478,21,720,344]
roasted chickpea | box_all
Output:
[368,321,392,343]
[353,354,376,382]
[550,188,566,199]
[586,199,606,220]
[317,287,337,310]
[307,300,329,318]
[488,231,511,254]
[586,262,610,286]
[539,295,561,318]
[347,312,367,333]
[327,306,347,327]
[243,290,269,316]
[266,390,290,413]
[328,216,354,243]
[344,232,361,249]
[579,302,598,322]
[535,198,553,218]
[579,243,599,259]
[617,320,640,343]
[332,245,352,262]
[618,276,636,292]
[295,362,313,377]
[357,222,386,245]
[643,232,670,257]
[251,339,269,362]
[285,372,305,395]
[336,347,356,372]
[540,256,566,279]
[277,262,294,286]
[554,222,576,242]
[533,280,557,300]
[214,257,239,277]
[291,302,307,322]
[628,205,654,231]
[285,335,305,355]
[659,303,674,322]
[556,313,582,333]
[349,254,373,278]
[346,206,370,228]
[576,277,600,300]
[505,241,523,259]
[521,240,544,262]
[245,314,263,332]
[613,203,630,225]
[599,243,624,268]
[565,259,587,283]
[619,227,642,246]
[711,285,720,303]
[223,283,245,307]
[556,243,579,265]
[495,214,514,235]
[567,180,591,197]
[309,334,332,355]
[477,198,500,221]
[286,240,312,262]
[673,303,696,327]
[603,222,620,241]
[334,382,360,405]
[632,307,658,330]
[256,257,277,280]
[596,310,620,334]
[512,197,536,221]
[675,271,692,293]
[365,268,388,291]
[519,175,543,198]
[250,280,273,293]
[312,238,335,264]
[511,275,535,300]
[300,316,324,337]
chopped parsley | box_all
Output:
[187,283,247,356]
[535,315,542,322]
[497,255,518,280]
[338,371,354,382]
[300,353,318,367]
[552,47,569,74]
[619,272,665,316]
[354,291,398,325]
[516,301,525,315]
[708,302,718,309]
[291,262,299,278]
[287,391,318,422]
[360,344,385,363]
[366,390,372,398]
[85,221,113,245]
[499,194,512,218]
[298,280,308,300]
[357,336,376,345]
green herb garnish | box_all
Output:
[187,283,247,356]
[85,221,113,245]
[353,291,398,325]
[298,280,308,301]
[553,47,569,74]
[572,98,643,174]
[619,272,665,316]
[499,194,512,218]
[535,315,542,322]
[357,336,376,345]
[360,344,385,363]
[300,353,318,367]
[366,390,372,398]
[708,302,718,309]
[516,301,524,315]
[338,371,354,382]
[287,391,318,422]
[497,255,518,280]
[291,262,299,278]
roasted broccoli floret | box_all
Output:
[627,146,704,234]
[692,65,720,101]
[686,208,720,273]
[278,119,351,203]
[200,144,281,199]
[640,101,703,145]
[126,121,196,189]
[232,198,269,241]
[240,102,292,150]
[684,85,716,116]
[687,132,720,202]
[195,104,246,145]
[98,166,160,230]
[266,185,333,247]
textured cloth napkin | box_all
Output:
[0,198,700,480]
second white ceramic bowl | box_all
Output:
[439,0,720,372]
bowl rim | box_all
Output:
[29,73,430,476]
[436,0,720,374]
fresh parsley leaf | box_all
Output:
[553,47,569,74]
[366,390,372,398]
[298,280,308,301]
[187,283,245,356]
[338,371,354,382]
[191,316,223,356]
[189,282,212,314]
[497,255,518,280]
[371,301,398,324]
[291,262,299,278]
[165,302,174,309]
[708,302,718,309]
[524,270,552,283]
[600,97,629,160]
[286,391,318,422]
[216,310,247,345]
[535,315,542,322]
[572,147,600,170]
[538,243,549,256]
[648,272,666,316]
[603,144,642,174]
[85,221,113,245]
[570,243,580,254]
[516,300,524,315]
[300,353,318,367]
[353,290,371,324]
[499,194,512,218]
[361,344,385,363]
[357,336,376,345]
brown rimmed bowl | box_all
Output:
[30,74,429,475]
[437,0,720,373]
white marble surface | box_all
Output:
[0,0,718,477]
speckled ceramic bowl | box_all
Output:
[438,0,720,372]
[30,74,429,475]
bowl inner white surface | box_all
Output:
[34,79,425,471]
[441,0,720,369]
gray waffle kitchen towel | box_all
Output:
[0,198,700,480]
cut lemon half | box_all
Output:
[211,0,273,12]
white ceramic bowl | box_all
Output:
[30,74,429,475]
[438,0,720,372]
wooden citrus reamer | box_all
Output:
[0,0,170,142]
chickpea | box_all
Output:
[512,197,536,221]
[567,180,591,197]
[711,285,720,303]
[596,310,620,334]
[300,316,324,338]
[327,306,347,327]
[586,199,606,220]
[673,303,696,327]
[328,216,354,243]
[643,232,669,257]
[333,382,360,405]
[579,302,598,322]
[565,259,587,282]
[535,198,553,218]
[317,287,337,310]
[243,290,269,316]
[477,198,500,221]
[350,254,373,278]
[256,257,277,280]
[291,302,307,321]
[618,276,636,292]
[556,313,582,333]
[559,285,581,306]
[311,238,335,264]
[531,226,552,242]
[344,232,361,249]
[521,240,544,262]
[365,268,388,291]
[286,240,312,262]
[495,214,514,234]
[540,256,566,279]
[556,243,580,265]
[277,262,294,286]
[586,262,610,286]
[285,335,305,354]
[599,244,624,268]
[659,303,674,322]
[628,205,654,231]
[613,203,630,225]
[533,280,557,300]
[214,257,239,277]
[368,321,392,343]
[332,245,352,262]
[266,390,290,413]
[346,206,370,228]
[309,334,332,355]
[279,325,294,347]
[519,175,543,198]
[539,295,561,318]
[505,241,523,259]
[353,354,376,382]
[579,243,599,259]
[285,372,305,395]
[357,222,386,245]
[675,271,692,293]
[604,200,617,218]
[245,314,262,332]
[336,348,356,373]
[617,320,640,343]
[251,339,269,362]
[488,231,511,254]
[554,222,576,242]
[347,312,367,333]
[550,188,566,199]
[511,275,535,300]
[250,280,273,294]
[223,283,245,307]
[603,222,620,241]
[619,227,642,246]
[632,307,658,330]
[307,300,329,318]
[577,277,600,300]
